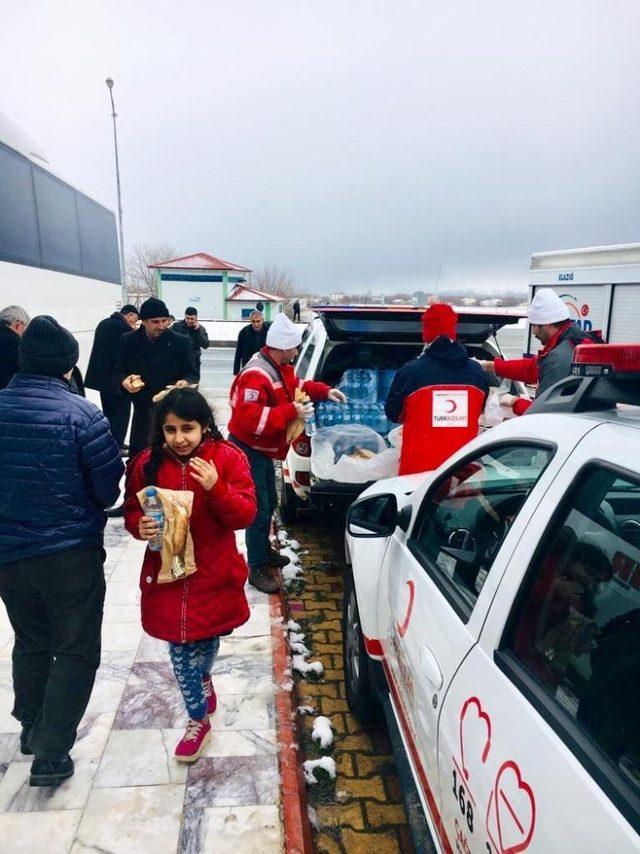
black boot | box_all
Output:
[30,756,74,787]
[20,724,33,756]
[266,548,291,568]
[248,565,281,594]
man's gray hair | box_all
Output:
[249,310,264,319]
[0,305,29,327]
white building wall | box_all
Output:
[159,278,225,320]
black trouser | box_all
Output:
[129,399,155,459]
[0,546,106,760]
[293,309,301,322]
[100,390,131,447]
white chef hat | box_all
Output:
[528,289,571,325]
[266,313,303,349]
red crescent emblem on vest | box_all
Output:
[445,399,457,413]
[397,580,415,638]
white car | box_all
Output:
[343,343,640,853]
[281,305,526,523]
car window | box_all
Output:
[410,444,553,621]
[504,464,640,802]
[296,340,316,377]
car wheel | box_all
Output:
[280,479,301,524]
[342,568,378,721]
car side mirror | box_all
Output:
[347,493,399,538]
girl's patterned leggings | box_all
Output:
[168,636,220,720]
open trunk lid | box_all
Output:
[312,304,526,344]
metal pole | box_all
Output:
[105,78,127,306]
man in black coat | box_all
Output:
[85,304,139,446]
[0,305,29,390]
[233,311,270,375]
[115,297,198,458]
[172,306,210,380]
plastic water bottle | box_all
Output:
[305,408,317,437]
[143,487,164,552]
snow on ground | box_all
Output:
[303,756,337,784]
[311,716,334,749]
[292,654,324,677]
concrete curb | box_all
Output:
[270,591,315,854]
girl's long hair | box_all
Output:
[144,388,223,486]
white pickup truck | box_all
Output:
[343,343,640,853]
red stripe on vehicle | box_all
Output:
[364,635,384,657]
[381,657,454,854]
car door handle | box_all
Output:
[419,645,443,690]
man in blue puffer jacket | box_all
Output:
[0,316,123,787]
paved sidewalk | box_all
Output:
[0,522,283,853]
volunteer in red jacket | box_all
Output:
[124,388,257,762]
[385,303,490,475]
[228,313,346,593]
[477,289,603,414]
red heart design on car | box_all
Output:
[397,580,415,638]
[459,696,491,781]
[494,760,536,854]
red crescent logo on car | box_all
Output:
[445,399,457,413]
[397,580,415,638]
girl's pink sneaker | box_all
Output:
[202,674,217,716]
[174,718,211,763]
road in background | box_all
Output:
[200,346,235,392]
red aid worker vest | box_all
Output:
[399,384,485,475]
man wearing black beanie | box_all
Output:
[115,297,198,458]
[85,304,139,447]
[0,315,123,786]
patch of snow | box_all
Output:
[280,680,294,691]
[271,615,284,625]
[288,539,300,551]
[285,619,301,632]
[292,655,324,677]
[277,530,289,545]
[282,564,303,583]
[304,756,337,785]
[307,805,320,830]
[290,640,310,656]
[311,716,334,749]
[280,547,301,566]
[288,631,306,644]
[336,790,350,803]
[298,705,315,715]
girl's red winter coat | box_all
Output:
[124,438,257,643]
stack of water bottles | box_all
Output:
[315,368,396,438]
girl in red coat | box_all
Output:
[124,389,257,762]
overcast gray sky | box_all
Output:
[2,0,639,294]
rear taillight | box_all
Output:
[295,471,310,486]
[292,436,311,457]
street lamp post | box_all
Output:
[105,78,127,306]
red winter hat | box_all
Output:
[421,303,458,343]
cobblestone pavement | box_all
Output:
[283,514,414,854]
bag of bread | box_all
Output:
[286,387,310,443]
[136,487,196,582]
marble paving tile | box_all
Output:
[212,694,274,732]
[113,661,184,730]
[210,656,273,696]
[13,712,117,765]
[0,663,20,733]
[101,620,144,652]
[232,604,271,637]
[179,804,283,854]
[0,734,19,764]
[102,603,141,623]
[184,755,279,808]
[84,649,137,716]
[72,784,185,854]
[0,759,99,813]
[94,729,187,787]
[104,520,131,550]
[168,727,276,759]
[104,581,141,606]
[0,809,82,854]
[219,634,272,657]
[135,633,169,663]
[243,583,269,607]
